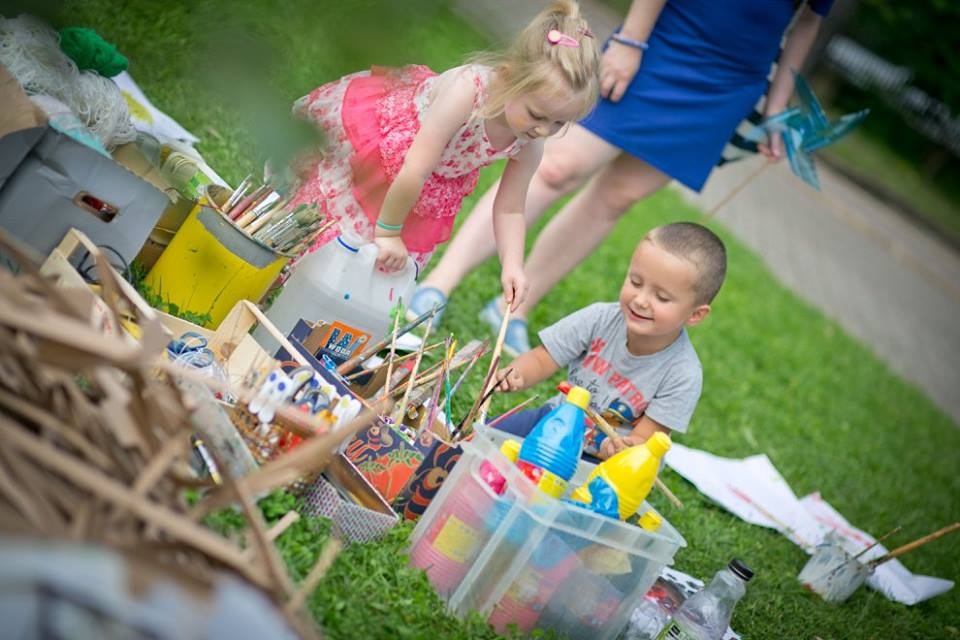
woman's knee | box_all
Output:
[536,153,590,195]
[593,161,669,218]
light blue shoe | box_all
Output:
[479,298,531,357]
[406,286,447,324]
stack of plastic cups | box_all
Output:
[408,441,518,596]
[516,386,590,498]
[487,534,581,633]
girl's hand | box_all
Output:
[599,435,636,460]
[501,265,529,312]
[600,43,643,103]
[495,367,524,392]
[374,235,409,273]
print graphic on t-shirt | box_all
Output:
[575,337,649,427]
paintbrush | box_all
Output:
[822,525,903,580]
[336,302,445,375]
[460,304,511,432]
[382,298,404,397]
[867,522,960,568]
[223,175,252,211]
[228,184,270,220]
[485,393,540,430]
[394,309,437,424]
[236,192,284,228]
[446,339,487,401]
[342,341,445,382]
[454,366,512,440]
[420,335,453,435]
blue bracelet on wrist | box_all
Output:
[376,219,403,232]
[610,30,649,50]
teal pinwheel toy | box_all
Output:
[746,74,869,189]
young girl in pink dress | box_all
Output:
[286,0,600,312]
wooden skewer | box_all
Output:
[485,394,541,430]
[868,522,960,567]
[851,526,902,561]
[704,160,771,220]
[461,304,511,432]
[568,384,684,510]
[343,340,444,382]
[382,297,404,397]
[395,311,436,423]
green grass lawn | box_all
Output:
[53,1,960,638]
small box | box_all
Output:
[408,435,686,640]
[0,66,173,271]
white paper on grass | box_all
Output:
[664,443,953,605]
[112,71,200,144]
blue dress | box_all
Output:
[580,0,834,191]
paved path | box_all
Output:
[455,0,960,424]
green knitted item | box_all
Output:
[59,26,128,77]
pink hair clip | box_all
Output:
[547,29,580,48]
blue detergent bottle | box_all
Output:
[516,386,590,497]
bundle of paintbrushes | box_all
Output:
[214,177,333,254]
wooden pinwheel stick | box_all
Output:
[868,522,960,568]
[336,301,445,375]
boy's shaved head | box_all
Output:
[646,222,727,304]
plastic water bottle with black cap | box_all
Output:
[654,559,754,640]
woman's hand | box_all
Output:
[374,235,409,273]
[757,127,785,162]
[501,264,529,312]
[600,43,643,103]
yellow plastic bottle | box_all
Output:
[570,431,672,520]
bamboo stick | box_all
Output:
[869,522,960,567]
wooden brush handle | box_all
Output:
[870,522,960,566]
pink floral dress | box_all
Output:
[288,64,527,270]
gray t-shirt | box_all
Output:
[539,302,702,438]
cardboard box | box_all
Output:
[0,65,174,270]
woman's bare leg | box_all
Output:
[421,125,619,295]
[514,154,671,318]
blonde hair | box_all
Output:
[468,0,600,122]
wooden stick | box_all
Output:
[869,522,960,567]
[851,526,902,561]
[485,394,541,430]
[0,417,272,588]
[395,312,435,423]
[285,537,342,614]
[344,341,444,382]
[420,336,453,434]
[336,302,443,375]
[584,405,683,510]
[704,160,770,220]
[461,306,511,432]
[382,297,404,398]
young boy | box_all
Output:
[493,222,726,459]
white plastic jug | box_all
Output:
[255,231,417,356]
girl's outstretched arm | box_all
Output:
[374,69,476,271]
[491,140,543,310]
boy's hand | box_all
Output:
[374,235,408,273]
[500,264,529,312]
[495,367,524,392]
[599,435,636,460]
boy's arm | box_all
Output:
[495,346,560,392]
[598,415,671,459]
[491,141,543,310]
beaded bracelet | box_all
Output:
[610,30,649,51]
[376,219,403,232]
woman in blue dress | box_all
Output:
[413,0,834,354]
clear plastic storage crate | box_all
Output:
[409,434,686,640]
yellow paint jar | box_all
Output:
[145,197,291,328]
